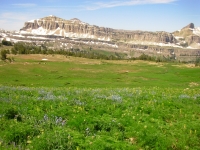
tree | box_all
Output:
[195,57,200,67]
[2,39,12,46]
[1,50,7,60]
[180,42,188,48]
[11,48,17,55]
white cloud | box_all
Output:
[12,3,36,7]
[84,0,177,10]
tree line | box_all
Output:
[1,41,123,61]
[1,40,199,65]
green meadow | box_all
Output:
[0,54,199,89]
[0,54,200,149]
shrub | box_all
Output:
[2,39,12,46]
[5,107,22,121]
[11,48,17,55]
[1,50,8,60]
[180,42,188,48]
[195,57,200,66]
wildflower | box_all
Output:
[179,94,190,99]
[190,130,192,134]
[184,146,189,150]
[62,120,66,126]
[85,127,90,136]
[129,137,136,144]
[68,134,71,139]
[27,140,32,144]
[108,95,122,103]
[56,119,59,124]
[59,117,63,122]
[44,114,48,121]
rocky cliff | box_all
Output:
[1,18,199,62]
[20,15,176,44]
[173,23,200,48]
[182,23,194,30]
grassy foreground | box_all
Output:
[0,86,200,149]
[0,55,200,149]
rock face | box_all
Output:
[20,15,176,44]
[182,23,194,30]
[2,19,200,62]
[187,35,200,44]
[173,23,200,47]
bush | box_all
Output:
[11,48,17,55]
[1,50,8,60]
[136,53,156,61]
[2,39,12,46]
[180,42,188,48]
[5,107,22,121]
[195,58,200,66]
[4,122,38,145]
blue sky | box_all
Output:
[0,0,200,32]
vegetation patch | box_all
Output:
[0,55,200,88]
[0,54,199,149]
[0,86,200,149]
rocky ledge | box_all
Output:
[20,15,176,44]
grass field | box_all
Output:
[0,54,199,89]
[0,54,200,149]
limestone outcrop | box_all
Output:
[173,23,200,47]
[20,15,176,44]
[182,23,194,30]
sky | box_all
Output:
[0,0,200,32]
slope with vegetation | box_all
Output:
[0,39,200,149]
